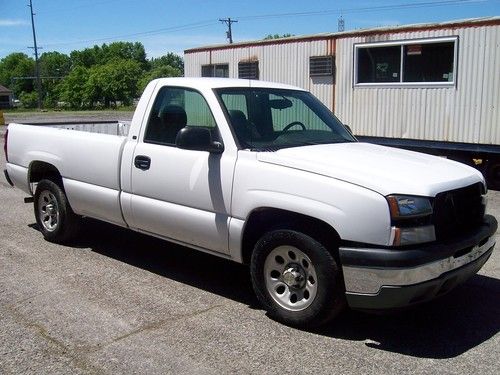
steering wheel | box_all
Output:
[282,121,306,132]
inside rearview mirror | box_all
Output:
[269,98,293,110]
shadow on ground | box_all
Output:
[30,219,500,359]
[323,274,500,358]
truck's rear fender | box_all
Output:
[27,160,127,227]
[28,160,63,193]
[5,150,63,195]
[239,207,342,265]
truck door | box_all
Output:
[126,86,235,254]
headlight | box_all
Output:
[387,195,433,219]
[386,195,435,246]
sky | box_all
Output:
[0,0,499,59]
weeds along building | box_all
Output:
[184,17,500,156]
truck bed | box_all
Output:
[6,121,130,226]
[17,120,131,137]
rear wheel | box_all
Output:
[251,230,345,328]
[34,179,81,243]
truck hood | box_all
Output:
[257,142,484,197]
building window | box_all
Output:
[309,56,334,76]
[357,46,400,83]
[201,64,229,78]
[354,37,458,87]
[238,61,259,79]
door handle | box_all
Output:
[134,155,151,170]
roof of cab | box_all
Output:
[150,77,305,91]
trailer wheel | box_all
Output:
[486,159,500,191]
[34,179,81,243]
[250,230,345,328]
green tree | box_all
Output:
[150,53,184,74]
[138,65,182,93]
[70,42,147,69]
[85,59,142,107]
[59,66,90,108]
[25,43,183,109]
[70,45,101,68]
[0,53,35,96]
[103,42,147,68]
[40,51,71,78]
[40,52,71,108]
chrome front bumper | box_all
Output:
[339,215,497,310]
[341,235,495,294]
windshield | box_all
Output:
[215,87,355,151]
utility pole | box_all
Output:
[338,15,345,32]
[219,18,238,44]
[28,0,42,109]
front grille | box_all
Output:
[432,182,485,241]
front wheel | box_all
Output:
[34,179,81,243]
[250,230,345,328]
[486,158,500,191]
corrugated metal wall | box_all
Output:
[335,25,500,145]
[185,40,334,110]
[185,23,499,145]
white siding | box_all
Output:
[335,25,500,145]
[185,40,333,109]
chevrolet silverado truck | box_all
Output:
[3,78,497,327]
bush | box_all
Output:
[19,91,39,109]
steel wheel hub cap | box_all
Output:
[282,266,306,288]
[38,190,60,232]
[264,246,318,312]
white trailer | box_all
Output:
[184,17,500,188]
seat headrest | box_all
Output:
[228,110,247,124]
[159,105,187,127]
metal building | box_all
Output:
[0,84,13,109]
[184,17,500,147]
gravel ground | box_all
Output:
[0,116,499,374]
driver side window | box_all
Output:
[144,86,218,145]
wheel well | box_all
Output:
[29,161,63,189]
[241,208,341,264]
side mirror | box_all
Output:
[176,127,224,153]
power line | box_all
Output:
[235,0,485,20]
[12,76,64,81]
[219,18,238,44]
[40,0,487,50]
[43,20,217,48]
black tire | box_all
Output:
[486,159,500,191]
[34,179,81,243]
[250,230,345,328]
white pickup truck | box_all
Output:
[4,78,497,327]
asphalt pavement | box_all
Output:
[0,115,499,374]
